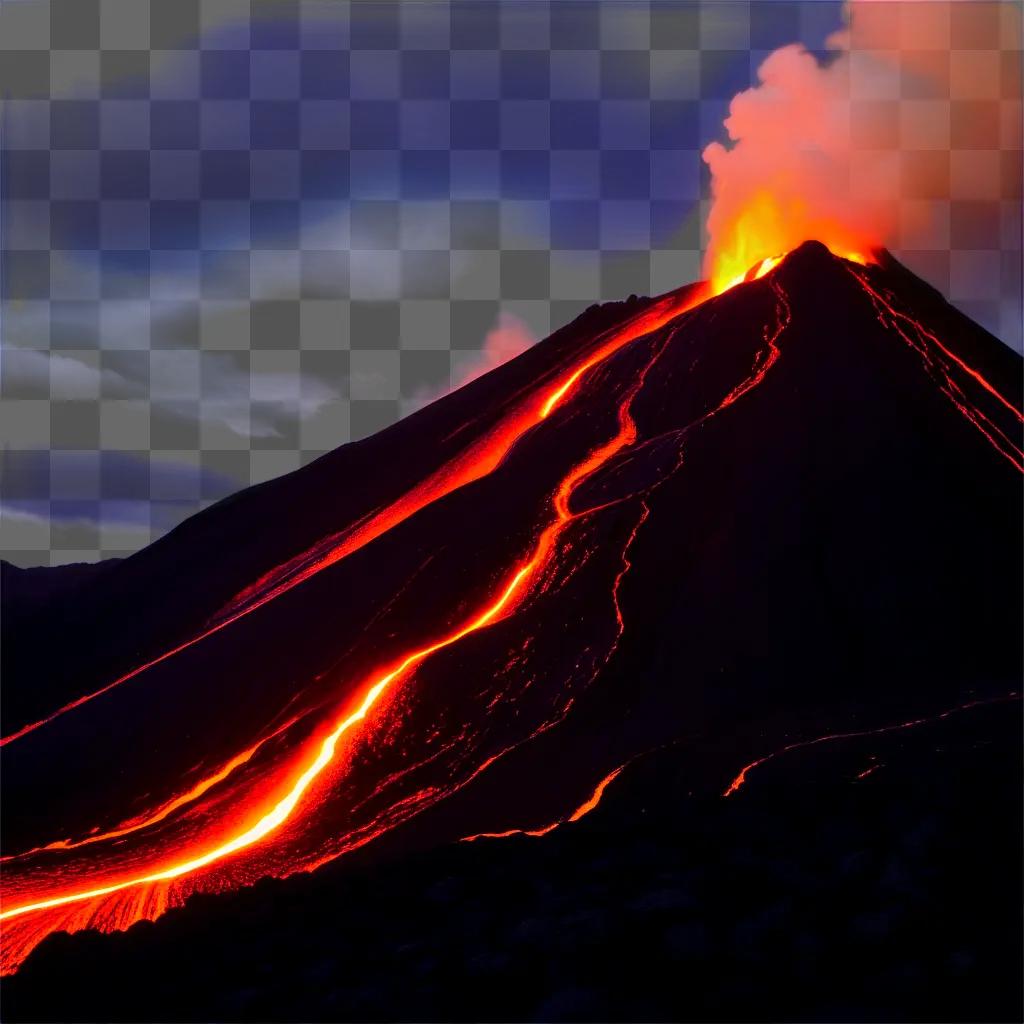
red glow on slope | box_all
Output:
[0,566,539,923]
[722,694,1019,797]
[1,290,708,750]
[0,285,719,964]
[6,246,1008,976]
[0,272,797,972]
[848,266,1023,472]
[460,765,625,842]
[0,716,300,863]
[567,765,624,821]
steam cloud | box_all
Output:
[703,0,1022,277]
[410,312,538,414]
[451,312,538,390]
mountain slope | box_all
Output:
[6,694,1020,1023]
[1,242,1020,988]
[1,289,689,735]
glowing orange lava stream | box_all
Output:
[722,693,1020,797]
[848,266,1023,472]
[0,283,706,934]
[1,289,708,750]
[460,765,626,842]
[0,566,536,922]
[0,716,300,863]
[5,243,1018,974]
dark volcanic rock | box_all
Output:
[3,702,1020,1022]
[2,243,1021,1020]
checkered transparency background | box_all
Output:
[1,1,1021,566]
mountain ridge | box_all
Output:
[2,242,1020,999]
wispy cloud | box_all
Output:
[3,249,341,443]
[0,449,241,531]
[1,343,136,399]
[406,310,538,414]
[451,312,538,390]
[2,332,340,440]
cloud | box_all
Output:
[451,312,538,390]
[1,344,136,399]
[0,449,242,531]
[298,202,465,301]
[406,311,538,415]
[3,273,341,441]
[194,362,338,440]
[2,336,339,441]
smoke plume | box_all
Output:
[406,311,538,415]
[702,1,1022,282]
[451,312,538,390]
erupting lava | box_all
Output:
[707,191,872,294]
[2,240,1020,977]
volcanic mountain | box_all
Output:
[2,241,1021,1018]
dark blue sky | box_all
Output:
[4,2,847,268]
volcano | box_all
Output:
[2,241,1021,1020]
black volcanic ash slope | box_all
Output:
[2,242,1021,1021]
[0,290,665,736]
[6,692,1020,1023]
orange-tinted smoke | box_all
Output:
[702,1,1022,294]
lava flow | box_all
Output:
[0,715,299,862]
[0,251,802,968]
[723,694,1021,797]
[0,269,725,971]
[0,287,707,750]
[3,240,1020,979]
[460,765,626,842]
[847,265,1024,472]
